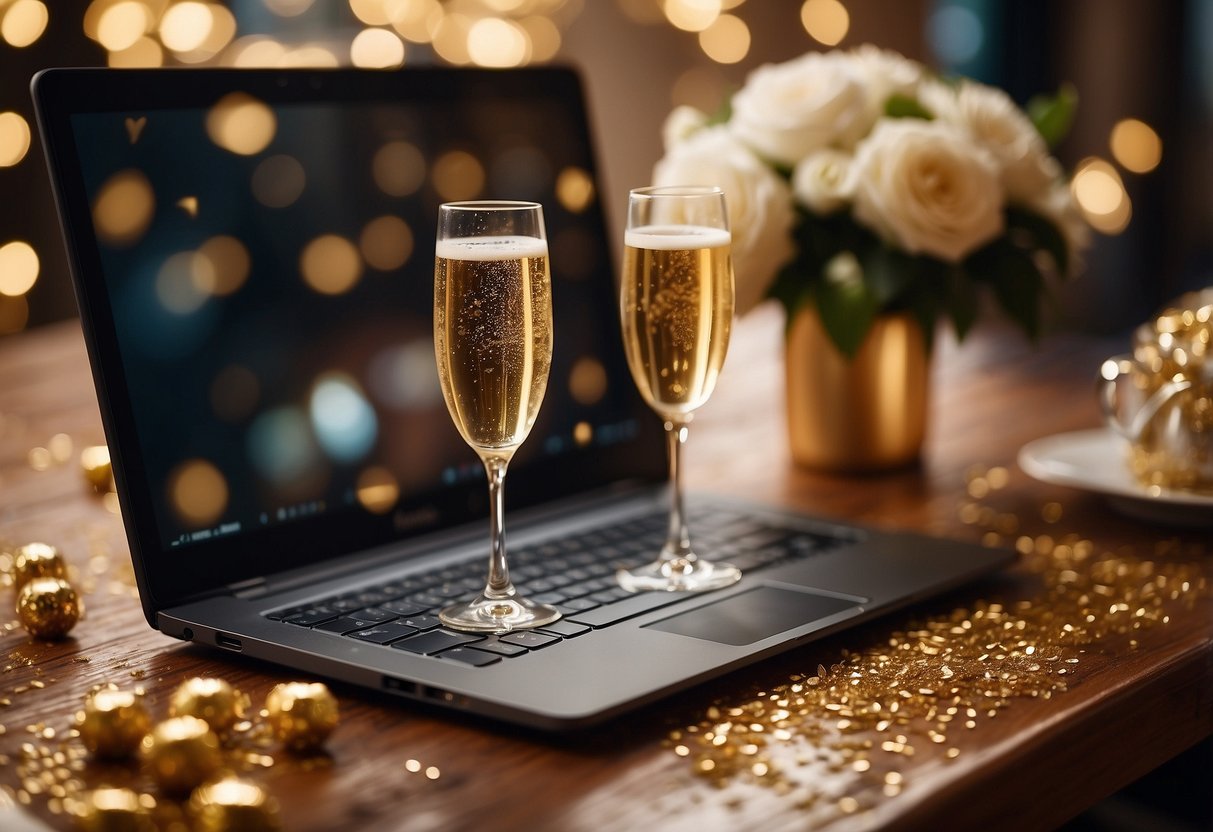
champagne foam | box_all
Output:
[436,235,548,261]
[624,225,731,251]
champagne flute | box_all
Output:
[617,186,741,592]
[433,201,560,632]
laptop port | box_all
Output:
[382,676,418,696]
[215,633,243,652]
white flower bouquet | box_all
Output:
[654,45,1090,356]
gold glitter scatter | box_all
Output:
[425,766,441,780]
[404,758,421,772]
[671,467,1209,819]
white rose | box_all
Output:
[662,105,708,152]
[652,126,796,314]
[792,149,854,215]
[852,119,1004,263]
[729,51,868,165]
[921,80,1059,205]
[844,45,924,132]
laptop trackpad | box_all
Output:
[644,585,862,646]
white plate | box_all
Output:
[1018,428,1213,526]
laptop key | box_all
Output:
[349,622,418,644]
[398,614,442,632]
[497,631,560,650]
[440,647,501,667]
[350,607,397,623]
[566,592,686,629]
[392,629,484,655]
[473,637,529,657]
[283,608,341,627]
[379,600,430,618]
[558,597,600,612]
[314,615,396,634]
[538,620,591,638]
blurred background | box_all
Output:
[0,0,1210,337]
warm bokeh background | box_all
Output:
[1,0,1209,335]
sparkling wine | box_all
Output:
[620,224,733,420]
[434,235,552,457]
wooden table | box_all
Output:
[0,309,1209,831]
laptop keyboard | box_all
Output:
[265,510,849,667]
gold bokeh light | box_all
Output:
[0,112,31,168]
[664,0,721,32]
[467,17,529,67]
[300,234,363,295]
[0,241,39,297]
[356,466,400,514]
[108,36,165,68]
[252,154,306,207]
[159,1,214,53]
[573,421,593,446]
[168,459,229,527]
[555,167,594,214]
[699,13,749,64]
[372,140,426,197]
[432,150,485,202]
[195,235,251,296]
[359,215,413,272]
[569,356,608,405]
[350,27,405,68]
[228,36,287,67]
[206,92,277,156]
[96,1,150,52]
[801,0,850,46]
[264,0,315,17]
[390,0,442,43]
[92,169,156,247]
[432,12,472,65]
[1,0,49,48]
[349,0,392,26]
[1109,118,1162,175]
[520,15,561,61]
[1072,157,1132,235]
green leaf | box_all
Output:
[1027,83,1078,148]
[980,245,1046,339]
[885,93,934,121]
[861,244,915,305]
[813,275,879,359]
[946,264,980,340]
[1006,207,1070,278]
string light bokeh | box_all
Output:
[0,0,1191,338]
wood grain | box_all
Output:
[0,311,1209,832]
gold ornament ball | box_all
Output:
[78,687,152,759]
[190,777,282,832]
[141,716,223,795]
[170,677,246,735]
[264,682,339,752]
[67,787,156,832]
[12,541,67,589]
[16,576,82,640]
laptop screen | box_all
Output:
[36,68,663,611]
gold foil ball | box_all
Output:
[12,541,67,589]
[170,677,246,735]
[81,445,114,490]
[141,716,223,795]
[16,576,82,640]
[190,777,282,832]
[67,787,156,832]
[78,687,152,759]
[264,682,338,753]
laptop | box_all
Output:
[32,66,1011,730]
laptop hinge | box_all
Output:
[227,577,269,599]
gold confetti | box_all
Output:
[669,473,1210,820]
[177,196,199,217]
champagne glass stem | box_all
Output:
[483,456,514,598]
[662,419,696,569]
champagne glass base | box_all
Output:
[617,558,741,593]
[439,594,561,633]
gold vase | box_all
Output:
[785,307,928,471]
